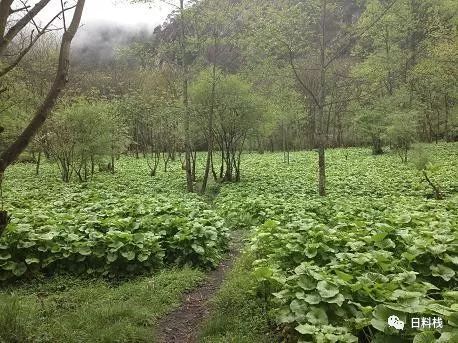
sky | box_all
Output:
[80,0,174,27]
[40,0,175,29]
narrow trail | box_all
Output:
[155,232,244,343]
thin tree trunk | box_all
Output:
[436,107,440,144]
[179,0,193,192]
[111,153,115,174]
[211,151,218,181]
[423,170,443,200]
[201,50,217,194]
[35,151,41,175]
[444,94,449,142]
[282,120,286,162]
[90,155,95,175]
[317,0,327,197]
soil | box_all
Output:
[155,232,243,343]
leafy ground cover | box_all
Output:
[0,160,229,280]
[213,143,457,342]
[0,143,456,342]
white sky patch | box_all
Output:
[35,0,174,29]
[81,0,174,27]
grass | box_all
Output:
[0,267,204,343]
[198,253,277,343]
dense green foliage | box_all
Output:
[0,161,229,281]
[0,143,456,342]
[216,144,457,342]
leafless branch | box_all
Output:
[0,4,76,78]
[10,5,30,14]
[325,0,399,69]
[0,0,52,55]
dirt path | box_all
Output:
[155,232,243,343]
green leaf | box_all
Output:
[290,299,307,316]
[430,264,455,281]
[277,308,295,324]
[426,303,452,316]
[335,270,353,282]
[325,293,345,306]
[300,292,321,305]
[108,241,124,250]
[191,244,205,255]
[137,253,150,262]
[121,250,135,261]
[298,275,317,290]
[438,332,457,343]
[305,245,318,258]
[372,232,388,242]
[413,331,435,343]
[444,254,458,265]
[25,257,40,265]
[371,305,406,332]
[107,252,117,263]
[295,323,317,335]
[316,281,339,298]
[398,214,411,224]
[17,241,35,248]
[77,246,92,256]
[447,312,458,327]
[306,307,328,325]
[12,262,27,276]
[253,266,273,281]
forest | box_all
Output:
[0,0,457,342]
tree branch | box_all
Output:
[0,0,86,173]
[285,41,320,108]
[0,4,76,78]
[325,0,399,69]
[0,0,52,55]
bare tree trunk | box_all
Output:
[220,149,224,179]
[211,151,218,181]
[192,150,197,181]
[444,94,449,142]
[179,0,193,192]
[372,135,383,155]
[0,0,86,175]
[163,151,170,172]
[111,153,115,174]
[35,151,41,175]
[423,170,443,200]
[317,0,327,197]
[282,120,287,162]
[201,52,217,194]
[90,155,95,176]
[436,106,441,143]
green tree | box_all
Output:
[46,100,128,182]
[191,71,263,182]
